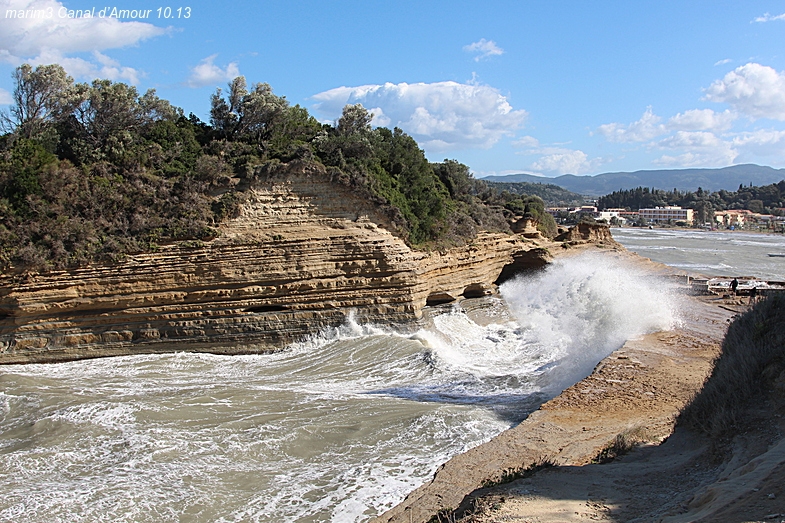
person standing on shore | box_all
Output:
[731,278,739,296]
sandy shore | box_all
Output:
[372,249,785,523]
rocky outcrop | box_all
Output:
[555,222,618,244]
[0,163,556,364]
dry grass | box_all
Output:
[591,427,653,464]
[678,293,785,439]
[480,457,556,489]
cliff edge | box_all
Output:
[0,162,586,364]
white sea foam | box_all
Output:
[500,253,680,393]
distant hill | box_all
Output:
[487,181,588,207]
[482,164,785,196]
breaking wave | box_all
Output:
[0,254,680,522]
[500,253,679,393]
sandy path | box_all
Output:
[459,412,785,523]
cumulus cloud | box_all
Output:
[0,0,168,82]
[654,152,725,168]
[658,130,727,150]
[13,48,142,84]
[732,129,785,162]
[704,63,785,120]
[595,107,666,142]
[511,135,540,149]
[598,109,739,169]
[513,135,606,175]
[594,63,785,168]
[463,39,504,61]
[653,131,737,167]
[311,81,527,151]
[187,54,240,88]
[1,0,167,59]
[752,12,785,22]
[530,149,595,175]
[652,128,785,169]
[666,109,736,131]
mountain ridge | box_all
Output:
[481,164,785,196]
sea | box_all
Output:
[3,229,773,523]
[610,227,785,281]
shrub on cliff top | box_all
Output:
[0,65,546,270]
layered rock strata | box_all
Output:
[0,164,556,364]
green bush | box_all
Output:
[0,65,559,270]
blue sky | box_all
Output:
[1,1,785,178]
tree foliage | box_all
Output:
[0,65,553,271]
[1,64,78,138]
[597,182,785,218]
[488,181,588,207]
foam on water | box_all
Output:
[500,253,679,393]
[612,228,785,280]
[0,255,680,522]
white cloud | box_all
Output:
[654,131,737,167]
[513,135,605,175]
[654,153,723,168]
[187,54,241,88]
[0,88,11,105]
[658,130,726,149]
[365,107,390,127]
[704,63,785,120]
[0,0,167,58]
[311,81,527,151]
[666,109,736,131]
[530,149,595,175]
[753,12,785,22]
[511,135,540,148]
[595,107,666,142]
[0,0,168,83]
[595,63,785,168]
[714,58,732,66]
[463,38,504,61]
[17,48,142,84]
[732,129,785,162]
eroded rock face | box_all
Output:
[0,163,548,364]
[555,222,617,244]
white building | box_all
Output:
[639,206,694,224]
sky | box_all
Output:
[1,1,785,178]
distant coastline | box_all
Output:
[482,164,785,196]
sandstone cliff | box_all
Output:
[554,222,617,244]
[0,162,560,364]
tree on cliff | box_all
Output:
[0,64,78,139]
[0,65,552,271]
[0,65,216,270]
[209,76,322,161]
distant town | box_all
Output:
[545,205,785,232]
[487,175,785,233]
